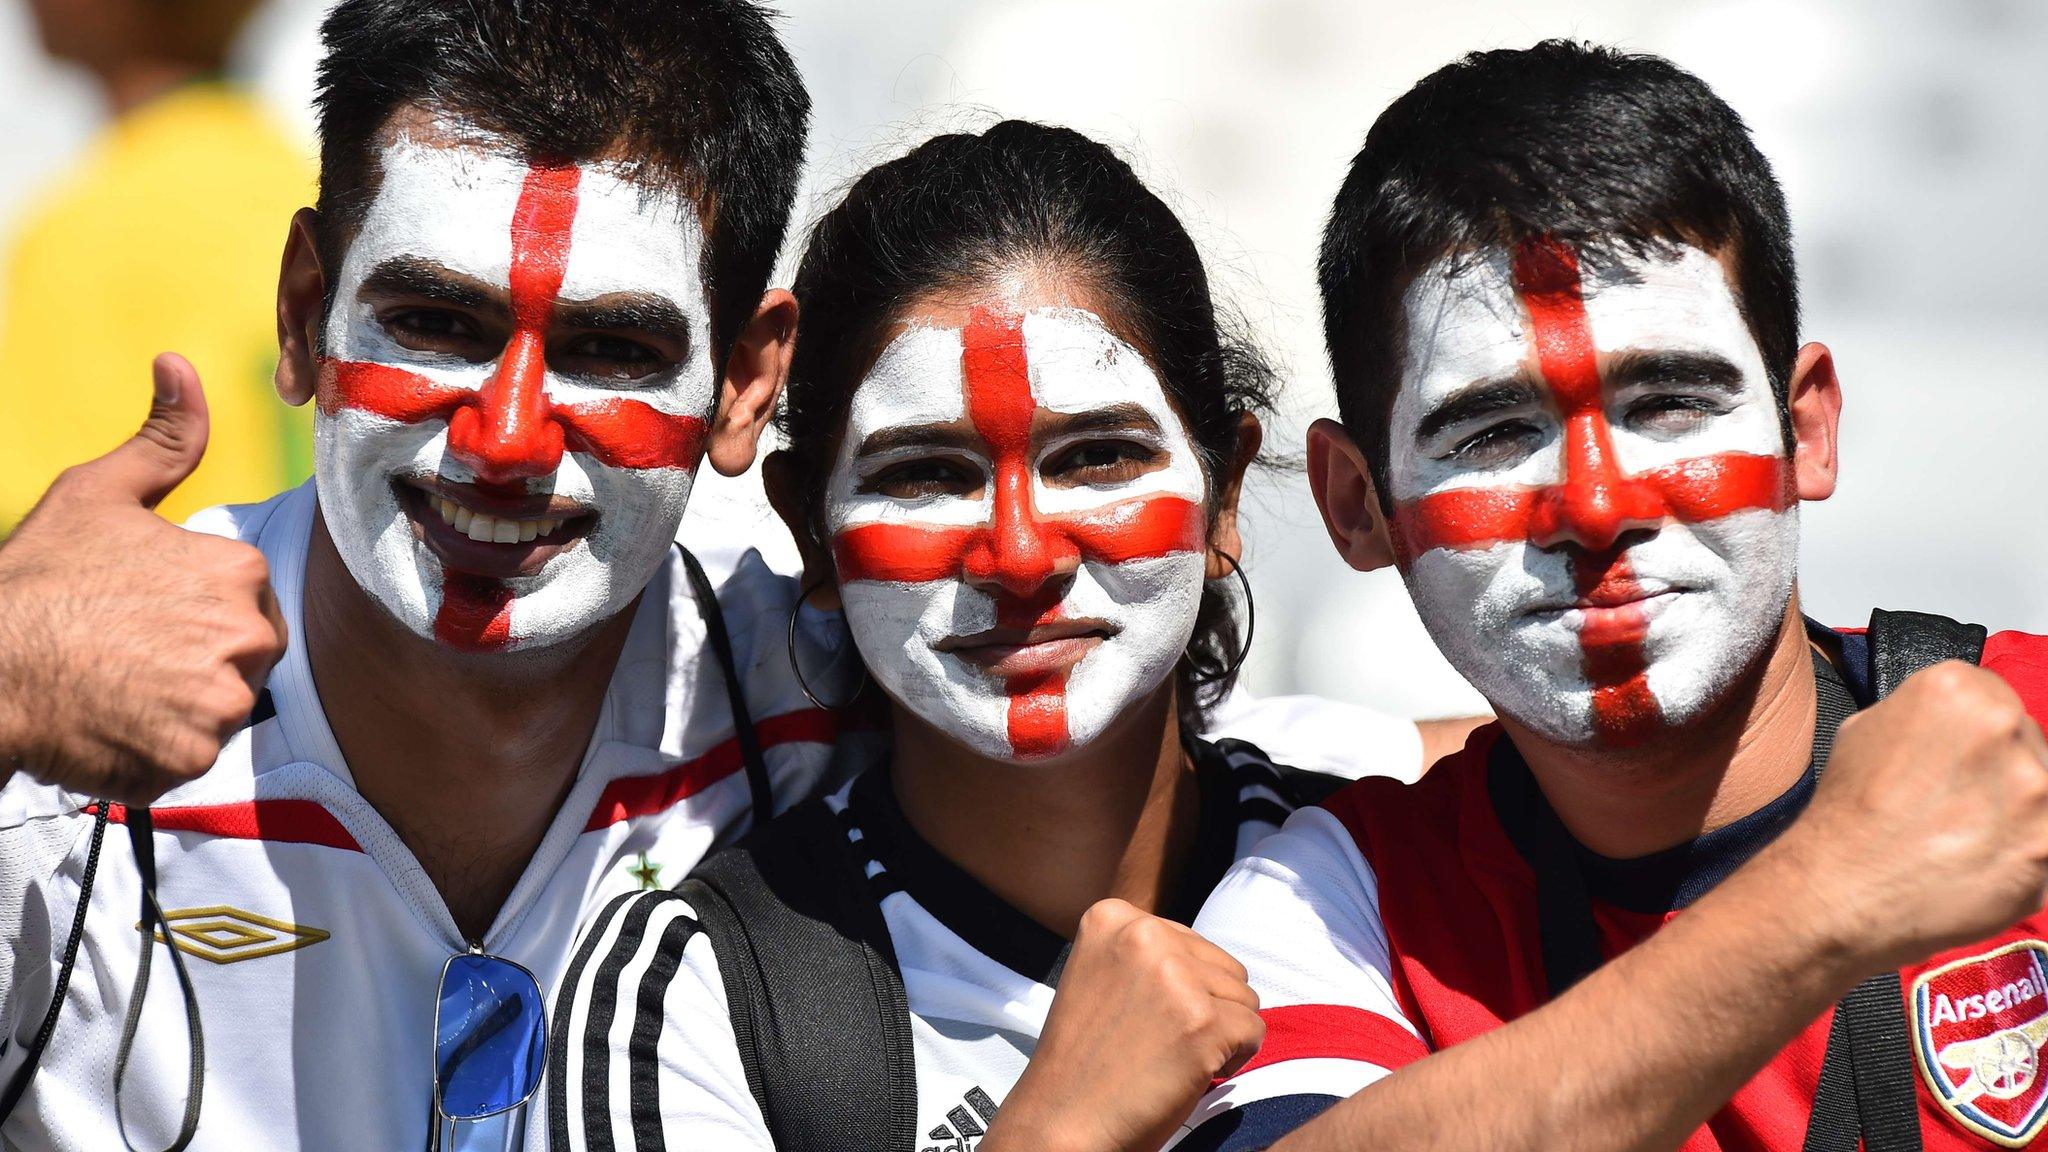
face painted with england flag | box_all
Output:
[313,121,718,653]
[826,305,1210,763]
[1385,240,1798,748]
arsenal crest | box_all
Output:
[1913,939,2048,1146]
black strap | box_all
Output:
[112,808,204,1152]
[676,546,774,823]
[0,803,109,1119]
[1868,609,1986,698]
[1798,610,1984,1152]
[1493,751,1605,997]
[680,798,918,1152]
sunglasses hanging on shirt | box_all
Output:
[426,948,548,1151]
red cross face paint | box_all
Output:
[1385,241,1798,748]
[826,307,1209,763]
[312,124,716,652]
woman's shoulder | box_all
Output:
[550,887,772,1151]
[1200,687,1427,783]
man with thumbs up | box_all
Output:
[0,355,288,804]
[0,2,838,1147]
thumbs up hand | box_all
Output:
[0,355,290,804]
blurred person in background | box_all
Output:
[0,0,313,532]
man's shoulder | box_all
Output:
[0,774,88,832]
[1316,722,1500,855]
[183,483,312,546]
[1203,690,1424,783]
[1982,629,2048,727]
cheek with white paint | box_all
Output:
[1386,252,1592,737]
[826,307,1210,762]
[311,123,717,652]
[1385,244,1798,747]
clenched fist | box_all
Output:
[1780,659,2048,974]
[981,898,1264,1152]
[0,354,289,804]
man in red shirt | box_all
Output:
[1175,39,2048,1152]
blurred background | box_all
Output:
[1,0,2041,718]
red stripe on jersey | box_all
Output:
[92,800,362,852]
[584,707,838,830]
[1219,1003,1429,1086]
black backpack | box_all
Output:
[680,750,1347,1152]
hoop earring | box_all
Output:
[1188,550,1255,685]
[787,579,869,711]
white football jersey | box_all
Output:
[546,736,1329,1152]
[0,482,838,1151]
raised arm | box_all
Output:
[1264,661,2048,1152]
[0,355,285,803]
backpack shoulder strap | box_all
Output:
[676,545,774,821]
[1265,762,1353,809]
[1867,608,1987,697]
[1798,608,1986,1152]
[1209,736,1352,810]
[679,797,918,1151]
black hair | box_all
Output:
[1318,39,1797,493]
[780,120,1276,726]
[311,0,810,363]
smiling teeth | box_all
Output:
[428,495,565,545]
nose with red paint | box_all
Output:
[963,474,1085,597]
[443,331,570,485]
[443,164,581,487]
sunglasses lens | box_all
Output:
[435,953,546,1121]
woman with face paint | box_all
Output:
[548,121,1355,1152]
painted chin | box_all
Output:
[393,477,597,580]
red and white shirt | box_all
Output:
[0,482,838,1151]
[1186,624,2048,1151]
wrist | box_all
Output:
[1743,826,1879,984]
[0,619,29,768]
[979,1076,1101,1152]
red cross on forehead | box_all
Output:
[315,163,711,651]
[1390,236,1795,746]
[831,307,1205,757]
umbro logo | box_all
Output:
[138,906,331,965]
[922,1086,999,1152]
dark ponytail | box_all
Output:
[781,119,1275,726]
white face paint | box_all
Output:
[824,306,1211,762]
[1385,242,1798,747]
[314,121,718,652]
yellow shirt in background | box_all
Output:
[0,82,314,530]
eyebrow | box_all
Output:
[1414,377,1542,442]
[1604,350,1748,394]
[358,256,500,312]
[551,294,695,350]
[855,421,983,458]
[1041,402,1164,439]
